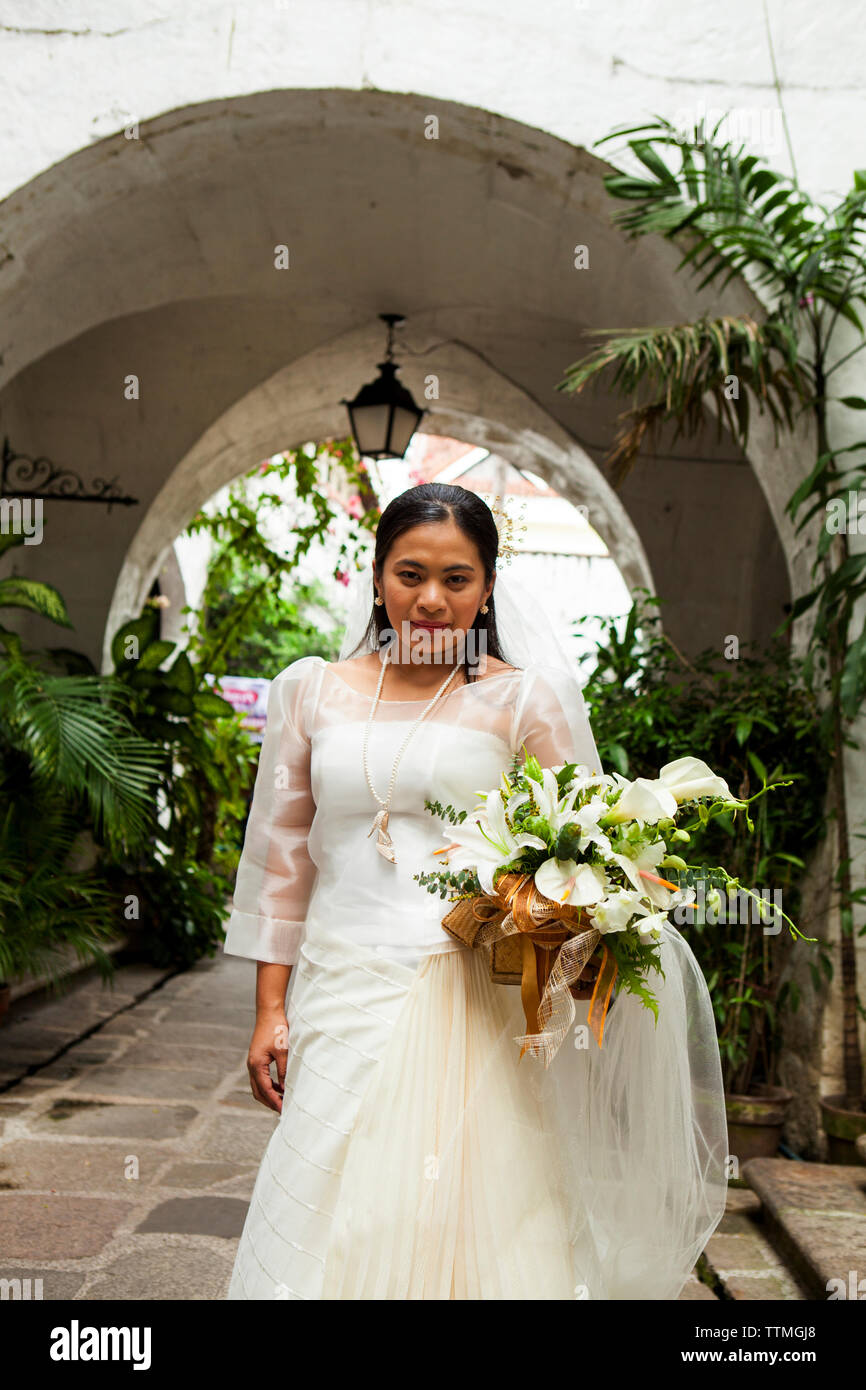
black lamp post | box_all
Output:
[342,313,426,461]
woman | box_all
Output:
[223,482,728,1300]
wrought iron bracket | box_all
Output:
[0,436,139,510]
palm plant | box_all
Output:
[559,115,866,1112]
[0,532,163,985]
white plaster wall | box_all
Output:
[1,0,863,204]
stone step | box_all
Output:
[739,1157,866,1300]
[699,1186,812,1299]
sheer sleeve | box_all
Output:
[222,657,321,966]
[510,663,602,773]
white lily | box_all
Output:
[570,795,615,860]
[527,766,583,834]
[440,791,547,895]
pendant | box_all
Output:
[367,806,397,864]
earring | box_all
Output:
[374,595,384,606]
[480,604,489,614]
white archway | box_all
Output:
[0,87,790,679]
[103,324,654,669]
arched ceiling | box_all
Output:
[0,88,799,668]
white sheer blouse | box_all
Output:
[222,654,601,969]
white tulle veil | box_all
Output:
[325,556,729,1299]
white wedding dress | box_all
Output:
[223,654,728,1300]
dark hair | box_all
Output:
[347,482,513,679]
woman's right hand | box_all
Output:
[247,1008,289,1113]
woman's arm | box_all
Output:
[247,961,293,1113]
[510,663,601,774]
[224,663,318,967]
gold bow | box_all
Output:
[440,871,618,1066]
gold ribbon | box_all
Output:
[440,871,618,1066]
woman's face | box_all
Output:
[374,518,494,664]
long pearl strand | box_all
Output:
[363,644,462,864]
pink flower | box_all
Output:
[335,570,351,587]
[347,494,363,519]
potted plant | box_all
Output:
[692,875,797,1165]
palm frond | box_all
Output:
[0,576,71,626]
[0,662,163,850]
[560,314,809,484]
[0,802,118,985]
[594,117,828,312]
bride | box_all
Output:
[222,481,728,1300]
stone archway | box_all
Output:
[0,87,792,676]
[103,323,655,669]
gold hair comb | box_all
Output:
[488,494,528,568]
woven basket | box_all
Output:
[440,879,595,991]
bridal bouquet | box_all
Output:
[414,751,805,1066]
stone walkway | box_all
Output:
[0,954,274,1299]
[0,950,830,1301]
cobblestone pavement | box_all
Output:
[0,951,799,1301]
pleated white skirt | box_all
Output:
[227,928,591,1300]
[227,922,728,1300]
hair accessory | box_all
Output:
[487,494,528,570]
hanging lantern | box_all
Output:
[342,313,426,461]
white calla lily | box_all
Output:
[605,777,677,825]
[656,756,736,804]
[535,858,607,906]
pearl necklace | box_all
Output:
[363,644,462,864]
